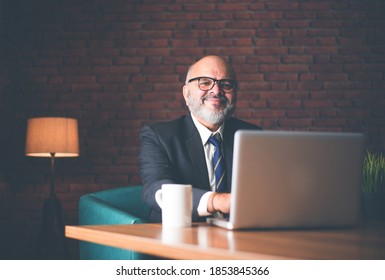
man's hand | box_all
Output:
[208,192,231,214]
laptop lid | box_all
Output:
[208,130,366,230]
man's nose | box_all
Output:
[210,81,224,95]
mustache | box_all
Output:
[201,94,228,103]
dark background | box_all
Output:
[0,0,384,259]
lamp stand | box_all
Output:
[37,153,68,259]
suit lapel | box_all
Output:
[183,115,210,190]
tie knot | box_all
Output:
[208,134,222,148]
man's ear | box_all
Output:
[182,85,189,105]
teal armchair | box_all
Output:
[78,185,151,260]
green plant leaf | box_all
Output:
[362,150,385,193]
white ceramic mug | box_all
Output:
[155,184,192,228]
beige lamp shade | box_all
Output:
[25,117,79,157]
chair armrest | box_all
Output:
[77,186,151,259]
[79,195,147,226]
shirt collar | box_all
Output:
[190,113,225,145]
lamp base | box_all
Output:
[36,194,68,259]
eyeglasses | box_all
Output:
[187,77,237,93]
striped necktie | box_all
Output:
[208,133,227,193]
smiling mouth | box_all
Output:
[202,96,227,106]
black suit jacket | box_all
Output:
[139,114,262,222]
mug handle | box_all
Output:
[155,189,163,209]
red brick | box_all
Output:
[288,82,322,91]
[255,47,289,55]
[323,82,356,90]
[303,100,335,108]
[314,119,347,127]
[269,100,302,108]
[135,4,167,13]
[96,75,129,83]
[300,2,332,10]
[315,73,348,81]
[287,109,320,118]
[267,2,299,10]
[277,20,310,28]
[277,64,310,72]
[265,73,298,81]
[256,29,290,38]
[278,118,314,127]
[226,21,260,29]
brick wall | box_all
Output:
[1,0,384,259]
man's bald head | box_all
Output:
[185,55,237,83]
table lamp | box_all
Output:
[25,117,79,259]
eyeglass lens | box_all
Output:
[197,77,236,92]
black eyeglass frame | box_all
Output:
[187,76,238,93]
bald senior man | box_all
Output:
[139,55,262,222]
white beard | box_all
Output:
[187,94,235,126]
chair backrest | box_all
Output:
[88,185,149,221]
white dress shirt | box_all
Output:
[190,113,225,216]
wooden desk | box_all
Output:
[65,222,385,260]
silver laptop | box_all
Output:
[207,130,366,230]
